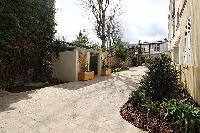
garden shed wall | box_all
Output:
[52,50,78,81]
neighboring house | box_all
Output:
[123,42,137,49]
[124,40,168,57]
[168,0,200,103]
[168,0,181,64]
[139,41,168,57]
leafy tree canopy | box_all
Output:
[112,41,130,61]
[74,30,89,47]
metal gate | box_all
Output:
[90,53,98,75]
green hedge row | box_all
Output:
[0,0,56,83]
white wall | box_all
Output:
[160,42,168,53]
[141,43,168,55]
[52,50,77,81]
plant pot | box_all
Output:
[78,71,94,81]
[101,68,111,76]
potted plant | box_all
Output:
[78,52,94,81]
[101,57,111,76]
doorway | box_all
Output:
[90,53,99,75]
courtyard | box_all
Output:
[0,67,147,133]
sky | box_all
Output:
[55,0,169,44]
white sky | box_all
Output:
[55,0,169,44]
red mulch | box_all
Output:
[120,89,200,133]
[120,100,179,133]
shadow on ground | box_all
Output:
[0,68,145,114]
[54,71,142,93]
[0,90,33,113]
[0,76,113,113]
[54,75,113,90]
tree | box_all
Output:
[107,17,123,51]
[89,42,101,51]
[112,41,130,67]
[0,0,56,84]
[74,30,89,47]
[81,0,122,51]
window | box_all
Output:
[154,44,160,52]
[184,17,191,65]
[151,45,154,49]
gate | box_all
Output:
[90,53,98,75]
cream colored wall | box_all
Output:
[180,0,200,65]
[181,66,200,103]
[173,46,179,64]
[168,0,174,41]
[169,0,181,61]
[52,50,78,81]
[179,0,200,103]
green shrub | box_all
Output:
[0,0,56,83]
[144,56,153,67]
[112,41,130,67]
[129,86,146,102]
[129,74,151,101]
[129,54,200,132]
[142,100,156,114]
[130,85,157,114]
[160,99,200,133]
[132,56,139,66]
[51,38,69,58]
[143,54,179,100]
[130,54,179,101]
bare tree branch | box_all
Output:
[80,0,122,51]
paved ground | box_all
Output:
[0,66,147,133]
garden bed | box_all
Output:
[120,54,200,133]
[120,89,200,133]
[120,100,175,133]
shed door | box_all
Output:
[90,53,98,75]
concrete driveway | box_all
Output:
[0,66,147,133]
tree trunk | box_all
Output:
[101,10,106,51]
[102,39,106,51]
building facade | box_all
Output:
[168,0,200,103]
[139,41,168,57]
[124,40,168,57]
